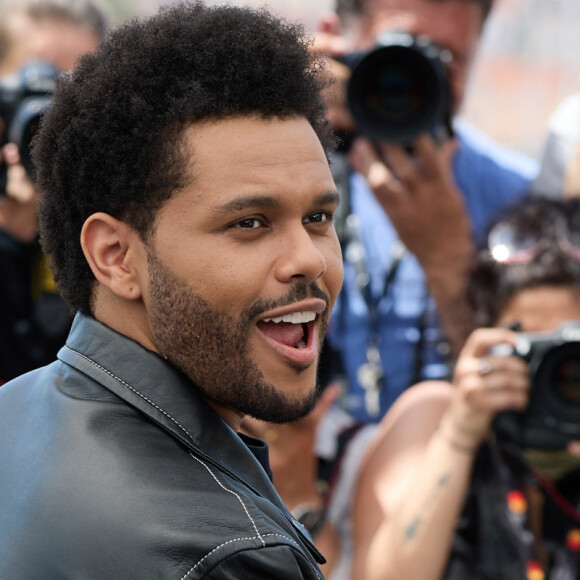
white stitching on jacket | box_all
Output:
[180,533,306,580]
[189,452,264,545]
[65,346,322,579]
[64,346,195,442]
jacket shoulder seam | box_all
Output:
[64,346,195,443]
[180,533,305,580]
[188,451,264,544]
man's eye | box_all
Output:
[305,211,331,224]
[235,218,262,229]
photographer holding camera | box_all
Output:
[316,0,538,425]
[0,0,105,382]
[347,196,580,580]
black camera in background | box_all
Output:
[339,31,453,145]
[493,321,580,450]
[0,61,57,194]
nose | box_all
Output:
[275,226,327,285]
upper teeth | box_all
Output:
[262,311,317,324]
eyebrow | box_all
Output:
[212,191,340,216]
[316,191,341,206]
[213,195,280,215]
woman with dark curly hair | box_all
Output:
[349,196,580,580]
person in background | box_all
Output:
[0,2,343,577]
[348,196,580,580]
[0,0,106,383]
[532,92,580,198]
[315,0,538,430]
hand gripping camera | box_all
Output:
[0,61,58,189]
[339,31,453,144]
[493,321,580,450]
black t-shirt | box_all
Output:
[0,231,72,382]
[445,443,580,580]
[239,432,274,482]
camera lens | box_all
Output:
[495,330,580,449]
[7,95,51,179]
[346,34,451,143]
[552,355,580,404]
[0,61,57,185]
[532,342,580,437]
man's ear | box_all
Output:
[81,212,144,301]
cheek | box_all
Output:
[448,66,467,112]
[196,257,270,312]
[323,241,344,306]
[448,50,477,109]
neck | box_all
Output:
[205,399,245,432]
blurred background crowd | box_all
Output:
[113,0,580,161]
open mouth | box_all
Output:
[256,311,316,350]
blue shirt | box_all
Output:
[326,120,538,423]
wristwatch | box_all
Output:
[291,502,326,538]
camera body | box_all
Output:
[340,31,452,144]
[493,321,580,449]
[0,61,57,185]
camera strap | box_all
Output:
[532,470,580,525]
[345,221,406,417]
[500,442,580,523]
[332,151,428,417]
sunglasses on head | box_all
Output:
[488,211,580,265]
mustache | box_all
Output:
[243,283,330,322]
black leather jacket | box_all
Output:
[0,314,325,579]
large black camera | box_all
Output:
[340,31,453,144]
[0,61,57,188]
[493,321,580,450]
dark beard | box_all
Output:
[146,251,329,423]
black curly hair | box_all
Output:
[34,1,335,314]
[466,196,580,330]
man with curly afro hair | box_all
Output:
[0,2,343,578]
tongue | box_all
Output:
[257,321,304,347]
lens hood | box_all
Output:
[343,31,452,143]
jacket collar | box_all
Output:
[58,313,289,513]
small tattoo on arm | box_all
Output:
[403,471,452,541]
[405,516,422,539]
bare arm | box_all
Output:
[350,328,530,580]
